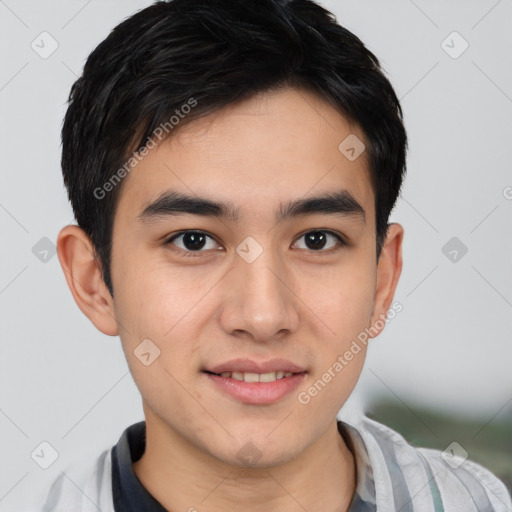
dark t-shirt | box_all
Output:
[110,421,371,511]
[111,421,166,511]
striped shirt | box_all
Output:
[25,415,512,511]
[342,415,511,511]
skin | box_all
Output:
[57,86,403,511]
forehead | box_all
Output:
[115,86,374,224]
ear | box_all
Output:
[56,225,118,336]
[369,222,403,338]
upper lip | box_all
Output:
[205,358,307,374]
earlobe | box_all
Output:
[56,225,118,336]
[369,222,404,338]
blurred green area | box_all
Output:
[365,398,512,493]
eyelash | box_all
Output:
[164,229,347,257]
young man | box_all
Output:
[28,0,511,510]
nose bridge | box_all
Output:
[221,237,299,340]
[243,253,283,305]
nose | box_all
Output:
[218,244,300,343]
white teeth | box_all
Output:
[259,372,277,382]
[215,371,297,382]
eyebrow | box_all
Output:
[137,189,366,224]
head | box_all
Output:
[57,0,406,467]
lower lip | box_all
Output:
[204,371,307,405]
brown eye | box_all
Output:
[166,231,221,254]
[293,230,345,251]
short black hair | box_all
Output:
[61,0,407,297]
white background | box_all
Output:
[1,0,511,508]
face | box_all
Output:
[106,86,390,467]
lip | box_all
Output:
[204,371,307,405]
[205,358,306,374]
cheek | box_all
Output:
[113,273,201,411]
[297,273,372,416]
[114,252,202,334]
[113,259,210,376]
[305,255,376,337]
[298,250,375,405]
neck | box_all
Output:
[133,410,356,512]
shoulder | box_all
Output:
[344,414,512,512]
[20,448,115,512]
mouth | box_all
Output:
[203,370,303,383]
[203,357,307,376]
[202,358,308,404]
[202,366,308,404]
